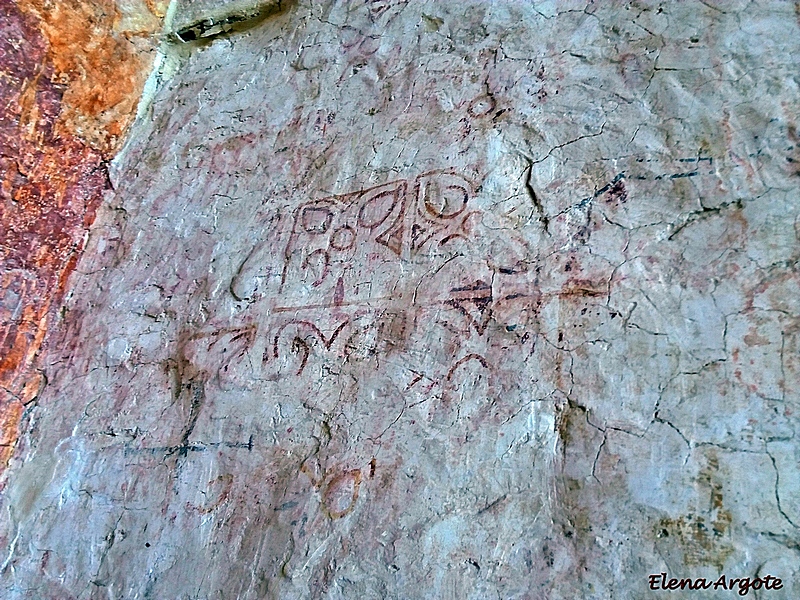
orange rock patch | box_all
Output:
[0,0,163,477]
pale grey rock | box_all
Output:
[169,0,283,41]
[1,1,799,599]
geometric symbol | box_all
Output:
[467,94,496,118]
[375,212,404,256]
[446,280,493,334]
[358,188,401,229]
[322,469,361,519]
[409,221,443,253]
[301,206,333,234]
[418,172,471,220]
[330,225,356,250]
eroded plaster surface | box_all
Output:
[1,1,799,598]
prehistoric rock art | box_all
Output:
[0,0,163,473]
[1,1,799,598]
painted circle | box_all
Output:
[323,470,361,519]
[425,184,468,219]
[330,225,356,250]
[467,94,496,118]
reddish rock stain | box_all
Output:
[0,0,160,478]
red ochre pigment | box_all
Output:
[0,0,160,477]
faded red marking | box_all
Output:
[405,372,424,390]
[187,474,234,515]
[333,276,345,306]
[446,280,493,334]
[272,319,349,375]
[446,353,490,382]
[322,469,362,519]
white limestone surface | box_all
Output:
[1,1,799,598]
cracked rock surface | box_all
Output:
[1,1,799,598]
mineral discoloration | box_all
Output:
[15,0,164,153]
[0,0,162,474]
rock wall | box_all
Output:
[0,0,164,472]
[1,1,799,598]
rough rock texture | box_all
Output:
[2,1,800,598]
[0,0,164,473]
